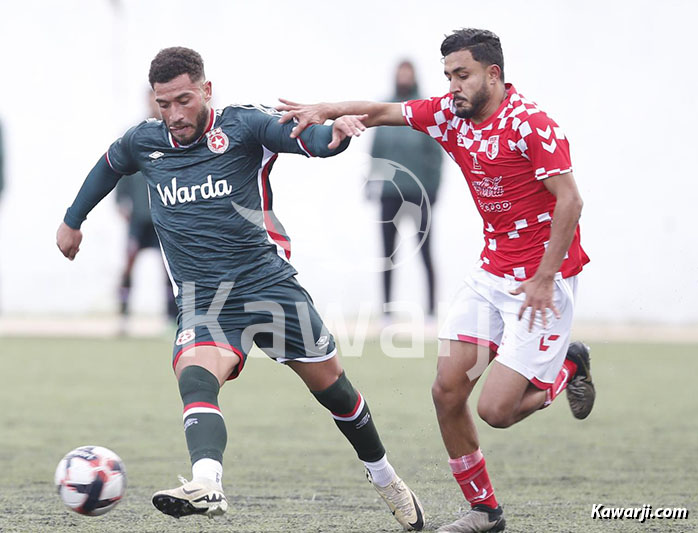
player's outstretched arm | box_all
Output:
[57,155,123,260]
[245,107,365,157]
[328,114,368,149]
[277,99,404,139]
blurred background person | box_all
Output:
[369,60,443,321]
[116,91,177,331]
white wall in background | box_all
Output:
[0,0,696,323]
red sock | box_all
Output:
[542,358,578,408]
[449,449,498,509]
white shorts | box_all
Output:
[439,267,578,389]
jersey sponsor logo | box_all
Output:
[473,176,504,198]
[486,135,499,160]
[156,175,233,206]
[176,328,196,346]
[477,199,512,213]
[206,127,229,154]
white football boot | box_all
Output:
[152,476,228,519]
[367,470,425,530]
[437,505,506,532]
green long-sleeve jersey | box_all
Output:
[65,104,349,308]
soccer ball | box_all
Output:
[366,158,432,271]
[54,446,126,516]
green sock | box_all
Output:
[179,366,227,465]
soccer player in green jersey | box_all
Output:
[56,47,424,530]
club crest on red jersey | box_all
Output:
[206,127,229,154]
[486,135,499,160]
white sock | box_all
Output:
[363,455,396,487]
[192,458,223,490]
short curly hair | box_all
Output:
[148,47,205,87]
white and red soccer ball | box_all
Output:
[54,446,126,516]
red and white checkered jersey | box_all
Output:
[402,84,589,280]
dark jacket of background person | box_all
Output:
[370,87,443,203]
[116,172,153,231]
[369,76,443,317]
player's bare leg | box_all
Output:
[288,356,425,531]
[479,341,595,427]
[152,346,240,519]
[477,361,545,428]
[174,344,241,385]
[432,341,487,456]
[432,340,505,532]
[479,343,595,428]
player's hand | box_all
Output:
[329,114,368,149]
[277,99,332,138]
[56,222,83,261]
[510,275,560,331]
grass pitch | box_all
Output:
[0,337,696,532]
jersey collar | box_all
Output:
[167,107,216,148]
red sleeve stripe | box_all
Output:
[331,392,365,422]
[260,154,292,259]
[105,152,115,170]
[296,137,315,157]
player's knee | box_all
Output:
[431,377,469,413]
[477,402,513,429]
[312,371,358,413]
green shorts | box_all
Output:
[171,276,336,380]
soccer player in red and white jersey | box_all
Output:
[278,29,595,532]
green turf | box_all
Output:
[0,337,696,532]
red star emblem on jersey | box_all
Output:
[206,127,229,154]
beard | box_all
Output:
[169,105,210,145]
[453,82,491,119]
